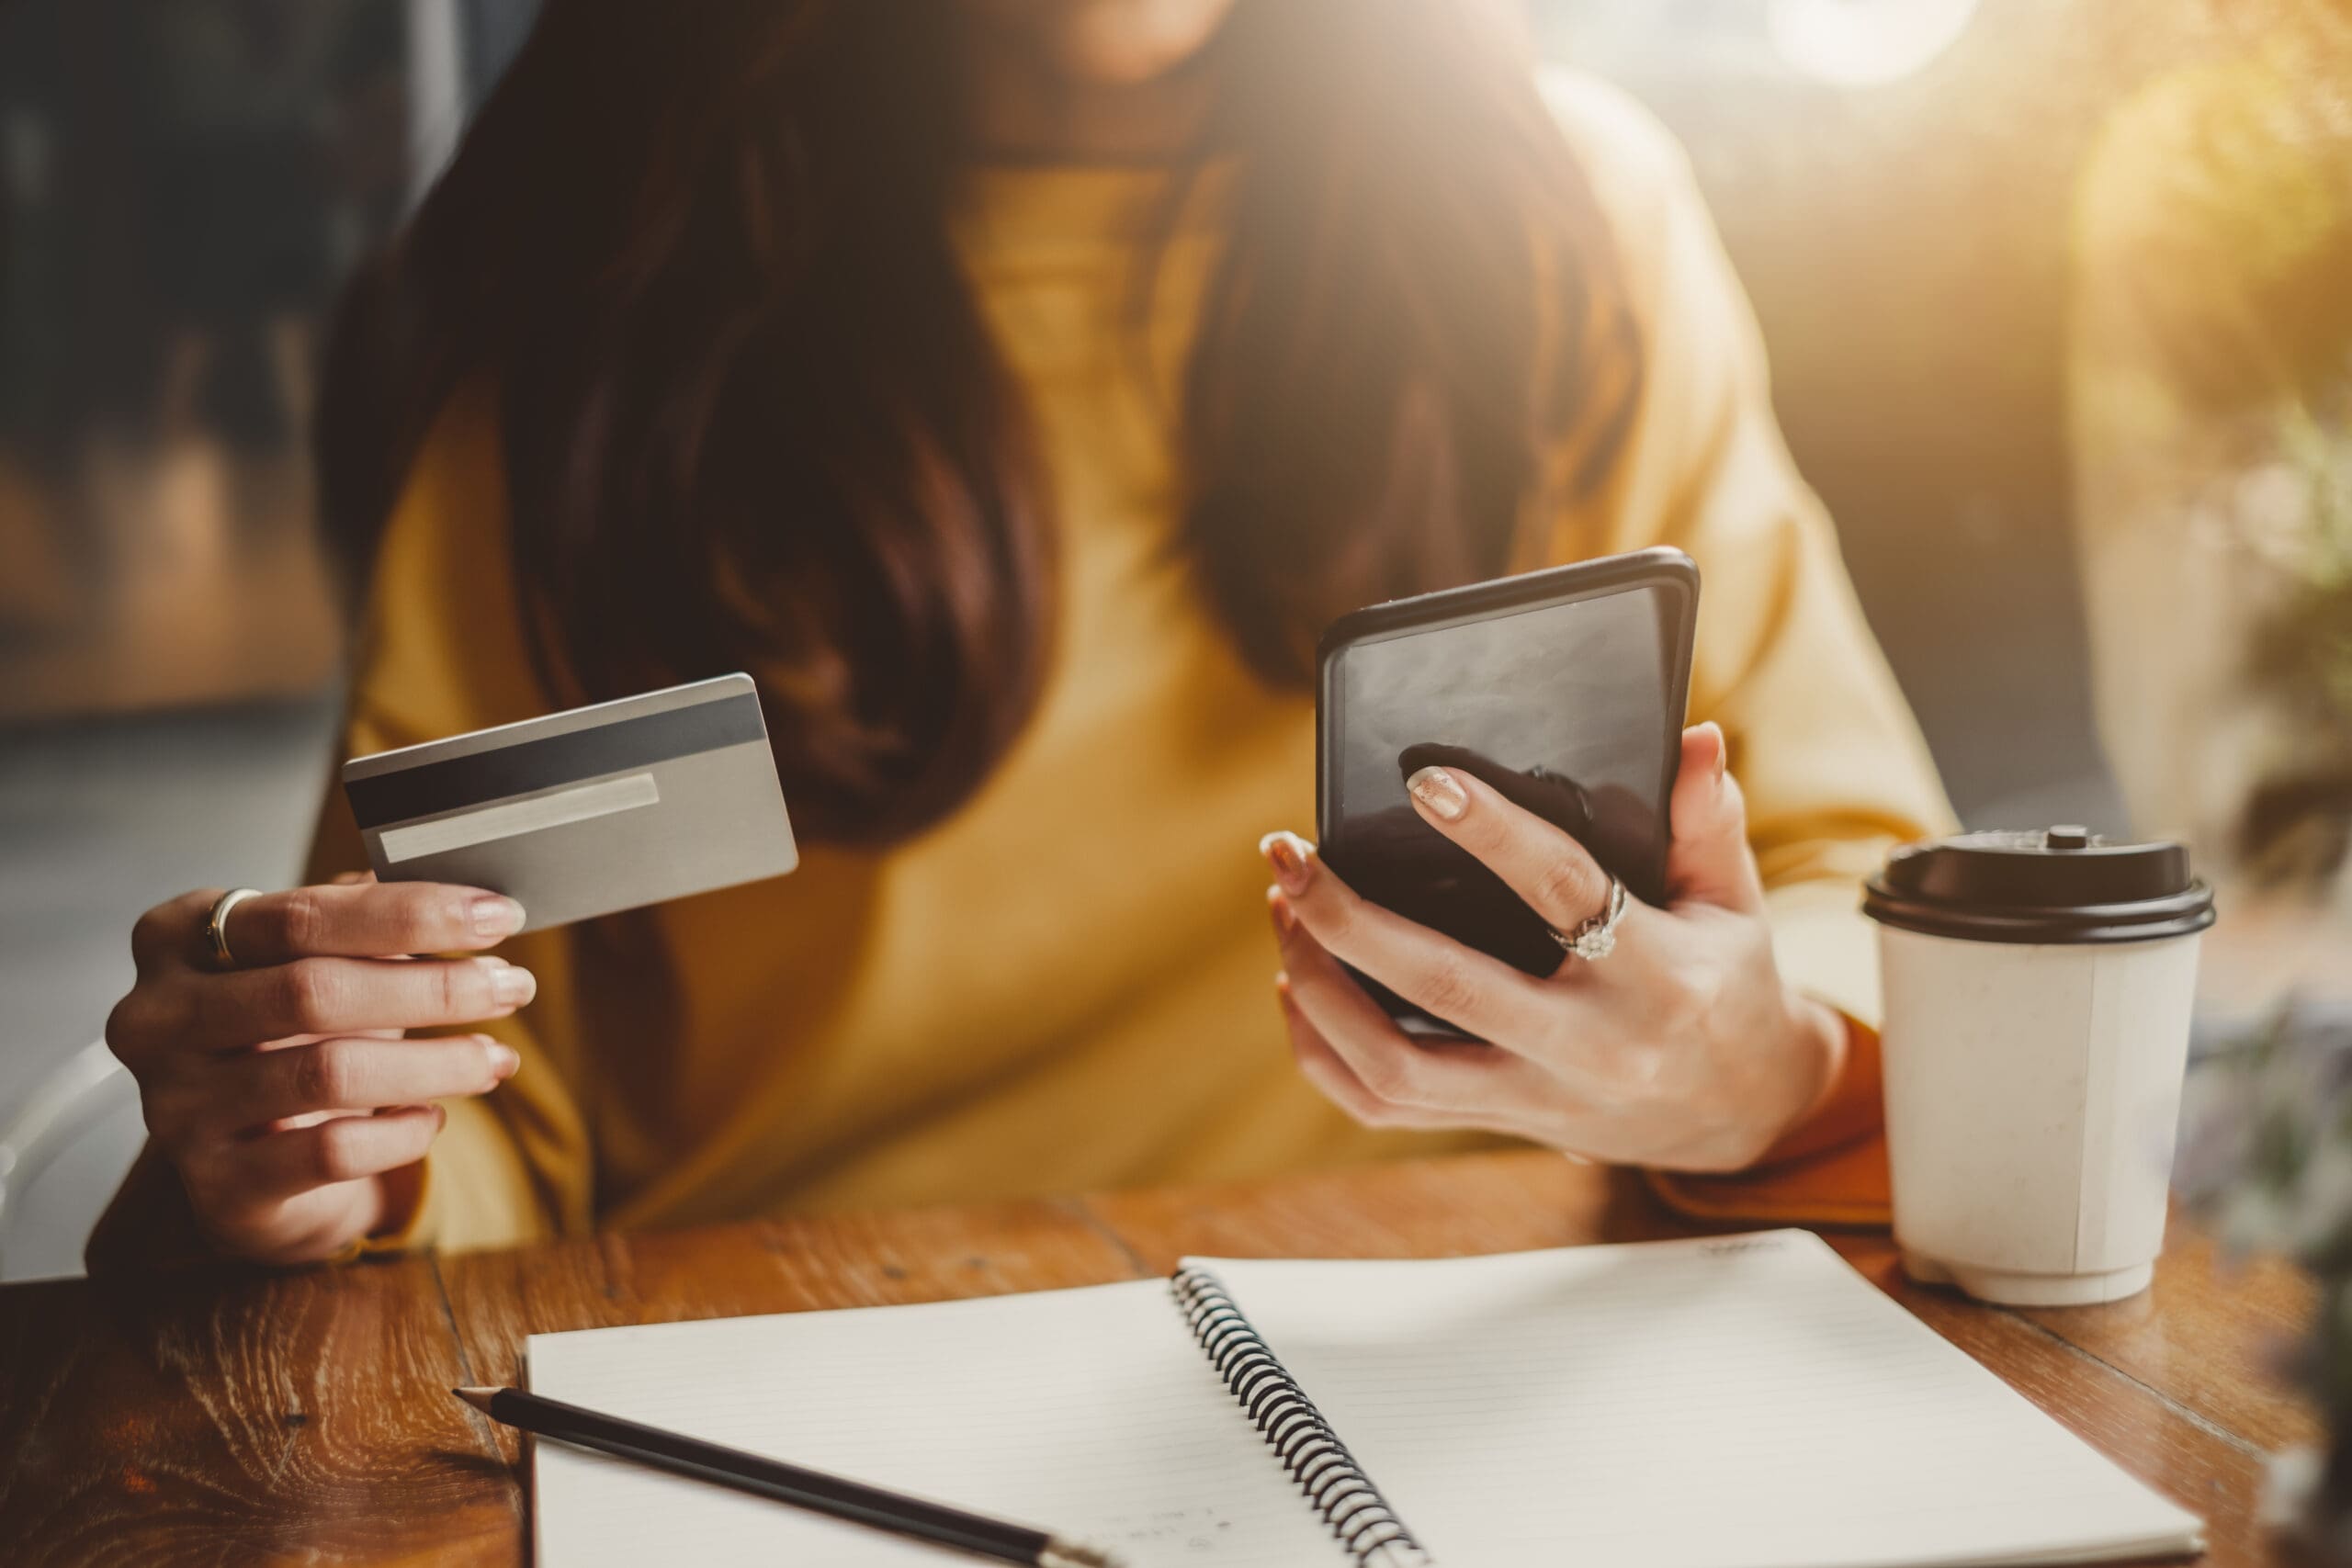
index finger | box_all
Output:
[1402,763,1625,936]
[215,882,526,966]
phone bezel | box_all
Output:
[1315,546,1702,913]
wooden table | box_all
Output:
[0,1151,2321,1566]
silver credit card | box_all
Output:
[342,673,797,931]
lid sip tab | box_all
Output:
[1862,827,2216,945]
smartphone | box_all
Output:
[1316,547,1699,1037]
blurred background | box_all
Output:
[2,0,2346,1278]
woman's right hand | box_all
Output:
[105,879,534,1266]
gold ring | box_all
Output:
[205,887,263,970]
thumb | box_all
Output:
[1666,723,1765,914]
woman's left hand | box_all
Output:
[1262,723,1846,1172]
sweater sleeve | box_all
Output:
[1542,75,1957,1211]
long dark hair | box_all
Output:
[317,0,1636,844]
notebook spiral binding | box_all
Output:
[1170,1266,1431,1568]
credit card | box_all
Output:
[341,673,797,932]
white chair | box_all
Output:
[0,1040,139,1279]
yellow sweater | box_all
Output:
[102,76,1952,1262]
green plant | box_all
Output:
[2178,1006,2352,1560]
[2237,393,2352,883]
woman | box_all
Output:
[95,0,1951,1270]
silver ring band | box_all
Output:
[1549,876,1628,962]
[205,887,263,971]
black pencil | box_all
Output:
[453,1385,1120,1567]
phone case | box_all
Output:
[1315,547,1700,1035]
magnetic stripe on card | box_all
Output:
[345,692,765,829]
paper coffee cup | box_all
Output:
[1863,827,2216,1306]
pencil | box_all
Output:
[453,1385,1121,1567]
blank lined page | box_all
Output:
[526,1280,1346,1567]
[1196,1234,2202,1568]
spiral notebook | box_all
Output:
[524,1231,2202,1568]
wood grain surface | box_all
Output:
[0,1151,2319,1566]
[0,1252,515,1568]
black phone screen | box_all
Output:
[1319,569,1690,1030]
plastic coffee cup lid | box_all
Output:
[1861,826,2216,945]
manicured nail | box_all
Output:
[1406,765,1468,821]
[1267,887,1296,936]
[470,895,525,938]
[487,1040,521,1078]
[1702,722,1727,785]
[1259,830,1314,895]
[491,964,537,1008]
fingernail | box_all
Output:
[1406,765,1468,821]
[1693,719,1731,780]
[470,895,525,939]
[1274,970,1292,998]
[1259,830,1314,895]
[1267,887,1296,936]
[487,1040,521,1078]
[491,964,537,1008]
